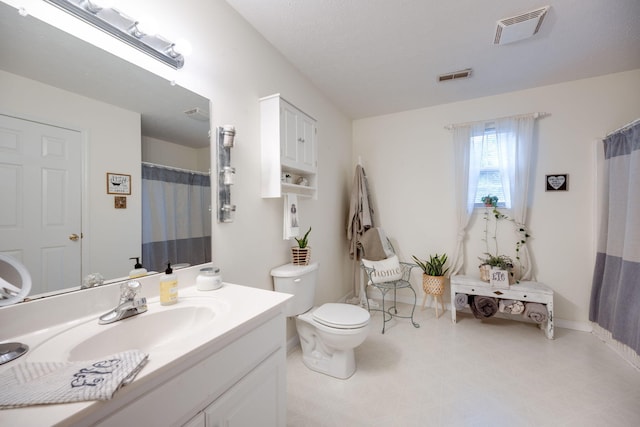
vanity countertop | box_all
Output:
[0,264,291,426]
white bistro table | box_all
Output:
[450,275,554,339]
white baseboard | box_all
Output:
[555,319,593,332]
[591,323,640,371]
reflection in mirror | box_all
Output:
[0,2,211,300]
[0,253,32,306]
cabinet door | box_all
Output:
[183,412,205,427]
[205,351,285,427]
[281,103,299,166]
[297,113,316,172]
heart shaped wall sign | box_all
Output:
[546,174,568,191]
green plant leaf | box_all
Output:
[294,227,312,248]
[412,253,449,276]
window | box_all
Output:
[451,114,536,279]
[471,126,509,208]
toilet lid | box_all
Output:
[312,303,370,329]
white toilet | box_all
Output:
[271,262,370,379]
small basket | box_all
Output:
[479,265,491,282]
[422,274,445,296]
[291,247,311,266]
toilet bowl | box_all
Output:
[271,262,370,379]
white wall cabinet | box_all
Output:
[261,94,317,199]
[281,101,316,172]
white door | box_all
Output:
[0,114,82,295]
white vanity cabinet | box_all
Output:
[97,314,287,427]
[261,94,318,199]
[203,350,283,426]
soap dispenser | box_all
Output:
[159,262,178,306]
[129,257,148,278]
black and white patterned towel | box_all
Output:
[0,349,148,408]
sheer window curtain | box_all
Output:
[450,123,484,275]
[590,119,640,355]
[450,116,536,279]
[495,116,535,280]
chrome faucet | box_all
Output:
[98,280,148,325]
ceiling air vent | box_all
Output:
[494,5,550,45]
[438,68,472,82]
[184,107,210,122]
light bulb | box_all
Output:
[128,22,144,38]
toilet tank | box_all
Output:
[270,262,319,316]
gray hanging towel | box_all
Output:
[347,164,374,260]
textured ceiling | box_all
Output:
[225,0,640,119]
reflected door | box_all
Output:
[0,114,82,295]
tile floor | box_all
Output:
[286,306,640,427]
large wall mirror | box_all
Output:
[0,2,211,301]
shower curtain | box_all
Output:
[589,119,640,355]
[141,164,212,273]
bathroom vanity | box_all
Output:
[0,265,291,426]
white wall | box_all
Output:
[0,69,141,281]
[353,69,640,325]
[142,136,210,173]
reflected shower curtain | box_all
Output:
[589,119,640,355]
[141,164,211,273]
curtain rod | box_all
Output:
[444,112,550,130]
[142,162,210,176]
[605,118,640,138]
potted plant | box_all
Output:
[478,196,528,284]
[478,253,514,282]
[291,227,312,265]
[481,194,498,207]
[412,253,449,316]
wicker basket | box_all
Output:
[479,265,491,282]
[291,247,311,266]
[422,274,445,296]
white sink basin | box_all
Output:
[28,296,230,362]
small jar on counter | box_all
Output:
[196,267,222,291]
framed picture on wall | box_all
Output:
[107,173,131,195]
[545,174,568,191]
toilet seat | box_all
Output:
[312,303,370,329]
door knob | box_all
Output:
[69,233,80,241]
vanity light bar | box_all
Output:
[43,0,185,69]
